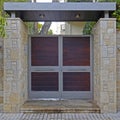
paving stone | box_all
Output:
[0,112,120,120]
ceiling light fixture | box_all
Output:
[75,14,80,19]
[39,14,45,19]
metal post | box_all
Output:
[11,12,16,18]
[104,11,109,18]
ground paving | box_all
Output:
[0,112,120,120]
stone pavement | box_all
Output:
[0,112,120,120]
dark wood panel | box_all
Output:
[31,72,58,91]
[31,37,58,66]
[63,72,90,91]
[63,37,90,66]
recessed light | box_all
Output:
[39,14,45,18]
[75,14,80,19]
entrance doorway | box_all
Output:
[29,36,92,99]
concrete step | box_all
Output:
[21,100,100,113]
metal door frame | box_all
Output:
[28,35,93,100]
[61,35,93,99]
[29,36,60,99]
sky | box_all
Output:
[32,0,64,3]
[36,0,52,2]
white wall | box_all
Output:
[61,22,85,35]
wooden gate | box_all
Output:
[29,36,92,99]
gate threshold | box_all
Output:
[21,100,100,113]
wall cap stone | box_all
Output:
[99,18,116,21]
[6,18,27,28]
[92,18,116,34]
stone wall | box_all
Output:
[1,18,118,113]
[93,18,117,113]
[92,19,101,106]
[3,18,28,112]
[0,37,3,112]
[116,30,120,111]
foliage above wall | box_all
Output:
[0,0,53,37]
[99,0,120,26]
[112,1,120,29]
[0,0,7,38]
[67,0,93,2]
[0,0,28,38]
[83,22,96,35]
[83,0,120,35]
[67,0,120,34]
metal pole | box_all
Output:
[11,12,16,18]
[104,11,109,18]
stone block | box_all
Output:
[5,61,12,70]
[109,92,115,103]
[4,104,12,112]
[11,51,19,60]
[117,88,120,94]
[100,92,109,104]
[107,29,114,34]
[12,39,18,49]
[4,93,10,104]
[11,23,17,29]
[11,82,17,92]
[11,104,20,112]
[9,93,19,104]
[0,97,3,103]
[108,21,114,28]
[108,103,117,113]
[101,104,109,113]
[4,81,11,92]
[102,46,108,57]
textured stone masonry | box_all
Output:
[0,38,3,112]
[3,18,28,112]
[116,30,120,111]
[0,18,118,113]
[93,18,117,113]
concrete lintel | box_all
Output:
[4,2,116,22]
[4,2,116,11]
